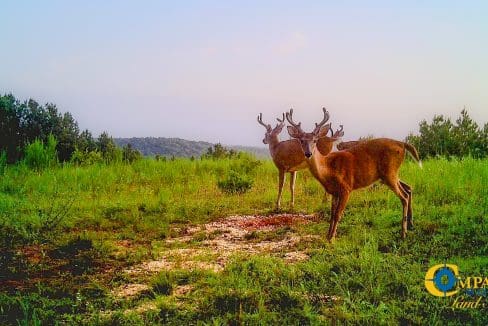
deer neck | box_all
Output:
[306,147,329,181]
[267,135,281,157]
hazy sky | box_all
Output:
[1,1,487,146]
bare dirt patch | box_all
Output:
[116,214,320,299]
[112,283,151,298]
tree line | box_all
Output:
[0,94,141,166]
[406,109,488,159]
[2,94,487,166]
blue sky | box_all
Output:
[1,1,487,146]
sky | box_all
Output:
[1,1,488,146]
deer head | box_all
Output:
[257,112,286,145]
[286,108,340,158]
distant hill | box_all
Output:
[114,137,269,158]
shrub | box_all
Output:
[202,143,238,159]
[217,170,253,194]
[122,144,142,163]
[70,149,104,165]
[22,135,58,170]
[230,152,261,175]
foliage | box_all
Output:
[77,130,97,153]
[122,144,142,163]
[0,157,487,324]
[97,132,122,163]
[70,149,104,166]
[407,109,488,158]
[22,135,58,170]
[0,94,126,165]
[217,170,254,194]
[202,143,238,159]
[0,151,6,175]
[0,94,80,163]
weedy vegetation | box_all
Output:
[0,154,487,325]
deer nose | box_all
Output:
[305,152,312,158]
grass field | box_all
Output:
[0,156,487,324]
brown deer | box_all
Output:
[285,108,421,240]
[257,112,349,209]
[337,140,361,150]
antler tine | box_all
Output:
[276,113,285,123]
[313,107,330,133]
[333,125,344,137]
[329,123,335,136]
[257,113,272,131]
[285,108,303,131]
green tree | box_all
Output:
[122,143,142,163]
[0,94,22,162]
[56,112,80,161]
[406,109,487,158]
[23,134,58,170]
[452,109,483,157]
[97,132,121,163]
[203,143,238,159]
[77,129,97,152]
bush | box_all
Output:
[202,143,238,159]
[70,149,104,165]
[217,170,253,194]
[22,135,58,170]
[122,144,142,163]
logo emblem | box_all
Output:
[425,263,459,297]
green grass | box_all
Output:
[0,156,487,325]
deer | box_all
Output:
[257,112,350,210]
[337,140,361,150]
[285,108,422,240]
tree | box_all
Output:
[452,109,483,157]
[97,132,121,163]
[77,129,97,152]
[56,112,80,161]
[0,94,22,162]
[406,109,488,158]
[202,143,238,159]
[122,143,142,163]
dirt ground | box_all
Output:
[113,213,322,298]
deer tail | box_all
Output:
[404,142,422,168]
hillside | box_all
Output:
[114,137,269,158]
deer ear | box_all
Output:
[287,126,301,138]
[318,123,331,138]
[273,123,284,133]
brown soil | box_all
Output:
[114,213,320,298]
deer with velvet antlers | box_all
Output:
[285,108,421,240]
[257,112,349,209]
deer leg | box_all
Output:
[276,170,285,210]
[386,179,409,239]
[327,196,338,240]
[327,191,350,242]
[399,180,413,230]
[290,171,297,208]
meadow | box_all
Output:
[0,156,487,325]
